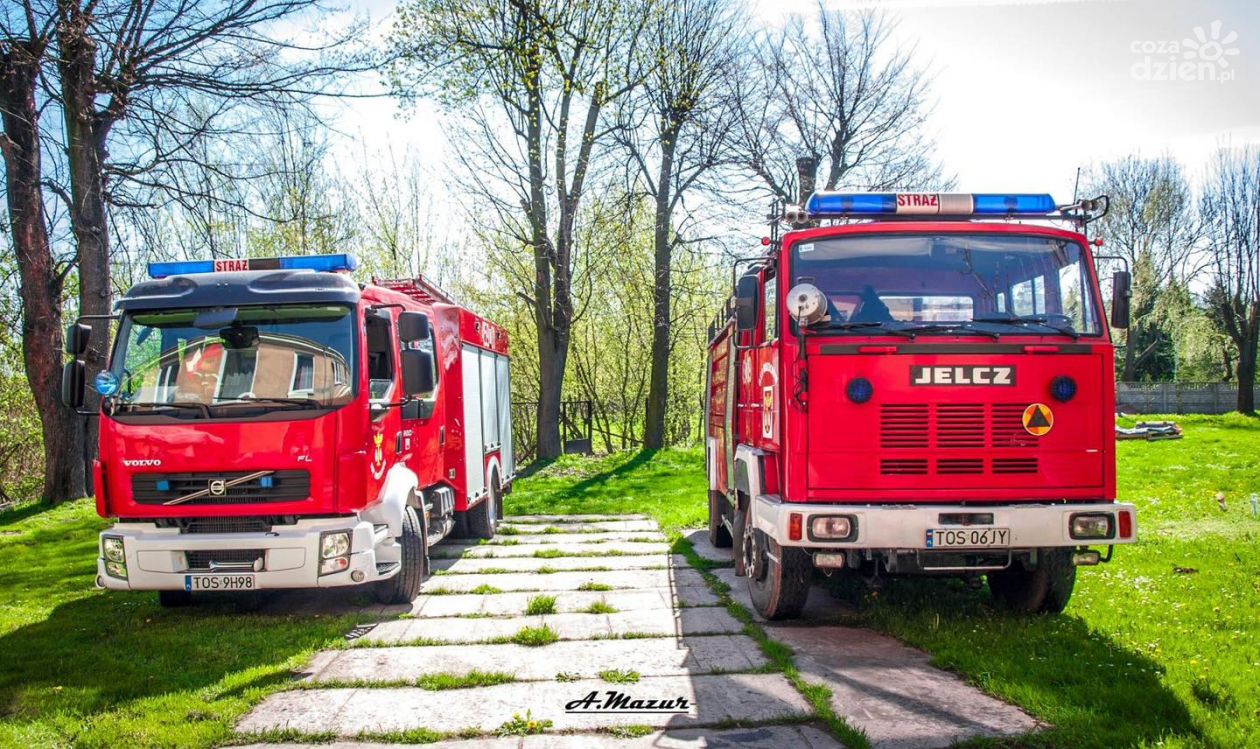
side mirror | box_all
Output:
[400,349,436,399]
[61,360,85,409]
[734,275,759,332]
[398,311,431,343]
[1110,270,1131,329]
[65,322,91,356]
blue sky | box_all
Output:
[323,0,1257,209]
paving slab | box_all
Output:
[357,607,743,645]
[499,520,661,533]
[235,724,844,748]
[432,554,687,574]
[407,586,720,617]
[424,568,707,593]
[237,673,812,735]
[711,571,1039,748]
[431,540,672,559]
[482,531,667,545]
[306,634,766,683]
[682,528,735,564]
[504,514,651,523]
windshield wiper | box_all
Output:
[117,401,212,418]
[216,395,322,409]
[814,321,915,338]
[898,322,1001,340]
[973,313,1080,340]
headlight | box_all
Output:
[320,531,350,560]
[105,561,127,579]
[103,536,125,563]
[809,515,857,541]
[1069,513,1113,540]
[319,557,350,575]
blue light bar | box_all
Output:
[971,194,1057,215]
[147,253,359,279]
[803,192,1058,218]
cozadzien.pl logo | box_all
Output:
[1131,21,1239,83]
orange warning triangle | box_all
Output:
[1022,403,1054,436]
[1027,406,1051,429]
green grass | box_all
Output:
[494,710,552,737]
[0,500,358,748]
[510,625,559,647]
[597,668,640,684]
[507,448,707,532]
[524,595,557,616]
[576,582,614,592]
[581,601,618,614]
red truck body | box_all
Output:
[68,256,513,603]
[705,194,1137,619]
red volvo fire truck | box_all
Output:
[706,192,1137,619]
[61,254,513,606]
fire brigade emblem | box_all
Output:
[373,433,385,464]
[1022,403,1054,436]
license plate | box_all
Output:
[926,527,1010,549]
[184,574,256,592]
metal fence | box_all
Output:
[510,400,594,465]
[1117,382,1258,414]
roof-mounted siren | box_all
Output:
[147,253,359,279]
[801,192,1059,220]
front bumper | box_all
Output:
[96,517,397,591]
[750,495,1137,549]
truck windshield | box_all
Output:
[111,304,356,415]
[791,233,1102,337]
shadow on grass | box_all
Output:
[555,449,659,500]
[0,591,351,738]
[0,500,62,528]
[822,575,1209,749]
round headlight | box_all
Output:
[846,378,874,404]
[1051,375,1077,402]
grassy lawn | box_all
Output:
[0,503,358,747]
[512,416,1260,749]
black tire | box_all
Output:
[988,548,1076,614]
[376,504,427,605]
[732,497,749,577]
[158,589,193,608]
[708,490,733,549]
[467,474,499,540]
[745,529,811,621]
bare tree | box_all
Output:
[1201,147,1260,413]
[1084,156,1201,381]
[734,6,948,202]
[617,0,743,450]
[0,5,85,502]
[388,0,645,461]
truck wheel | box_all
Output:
[745,528,811,621]
[376,505,427,605]
[467,477,499,540]
[988,549,1076,614]
[708,491,733,549]
[158,590,193,608]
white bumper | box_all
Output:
[750,495,1137,549]
[96,517,397,592]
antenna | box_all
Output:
[1072,166,1082,203]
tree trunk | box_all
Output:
[1237,318,1258,414]
[1121,327,1138,381]
[58,16,112,493]
[0,41,87,503]
[643,135,677,450]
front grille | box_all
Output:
[937,458,984,475]
[178,517,272,534]
[881,458,928,475]
[879,403,1040,450]
[185,549,264,571]
[132,471,310,506]
[992,458,1039,474]
[880,405,929,448]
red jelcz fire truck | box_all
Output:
[61,254,513,606]
[706,192,1137,619]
